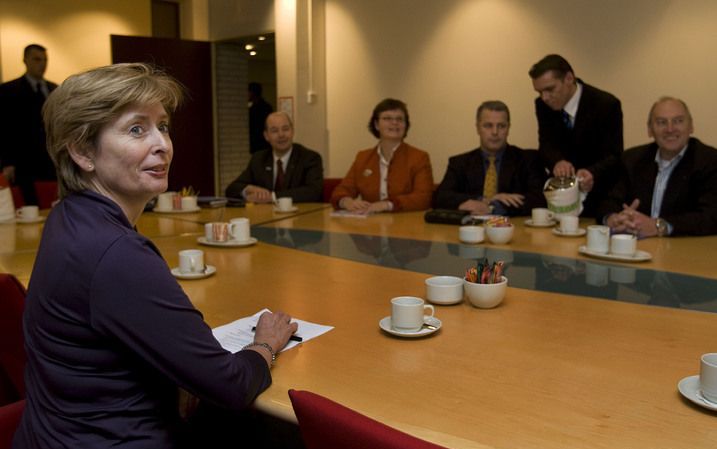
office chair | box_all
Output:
[288,389,449,449]
[0,274,26,404]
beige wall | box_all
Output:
[324,0,717,180]
[0,0,151,84]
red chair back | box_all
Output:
[34,181,58,209]
[0,274,26,404]
[322,178,342,203]
[289,389,449,449]
[0,399,25,449]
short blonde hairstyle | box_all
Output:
[43,63,183,198]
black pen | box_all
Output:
[251,326,303,342]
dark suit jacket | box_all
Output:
[224,143,323,202]
[535,81,623,217]
[0,75,58,204]
[432,145,547,216]
[597,138,717,236]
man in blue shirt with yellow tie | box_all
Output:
[433,101,546,216]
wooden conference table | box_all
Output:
[2,203,716,448]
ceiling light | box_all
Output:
[245,44,254,50]
[249,51,257,56]
[258,36,266,41]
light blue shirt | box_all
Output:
[651,145,687,218]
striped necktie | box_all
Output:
[483,155,497,199]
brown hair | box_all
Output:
[43,63,183,198]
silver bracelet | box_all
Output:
[243,342,276,364]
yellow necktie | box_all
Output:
[483,155,497,199]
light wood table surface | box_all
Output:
[151,211,717,449]
[6,207,717,448]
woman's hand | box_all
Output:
[251,311,298,367]
[341,197,372,212]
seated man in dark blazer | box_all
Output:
[433,101,546,216]
[225,112,323,202]
[529,54,623,218]
[598,97,717,237]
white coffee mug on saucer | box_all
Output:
[610,234,636,256]
[157,192,174,211]
[560,215,579,233]
[391,296,434,332]
[277,197,293,211]
[531,208,554,225]
[16,205,39,221]
[178,249,204,274]
[229,217,250,242]
[586,225,610,253]
[701,353,717,403]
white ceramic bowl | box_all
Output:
[425,276,464,305]
[485,225,514,244]
[463,276,507,308]
[459,225,484,244]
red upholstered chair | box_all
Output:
[322,178,342,203]
[288,389,449,449]
[34,180,58,209]
[0,399,25,449]
[0,274,26,405]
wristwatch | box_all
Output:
[655,217,669,237]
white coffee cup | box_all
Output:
[181,196,198,211]
[157,192,174,211]
[701,353,717,403]
[610,234,637,256]
[586,225,610,253]
[205,222,229,242]
[559,215,579,233]
[390,296,435,332]
[531,208,554,225]
[229,217,251,242]
[459,225,484,244]
[178,249,204,274]
[277,197,293,211]
[16,205,39,221]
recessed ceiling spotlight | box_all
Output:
[249,51,257,56]
[245,44,255,51]
[258,36,266,41]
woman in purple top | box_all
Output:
[13,63,297,448]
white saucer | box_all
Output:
[524,219,557,228]
[273,206,298,213]
[171,265,217,280]
[0,217,16,224]
[152,206,201,214]
[578,245,652,262]
[678,375,717,411]
[16,216,46,224]
[552,227,586,237]
[459,238,484,244]
[379,316,442,338]
[197,236,258,247]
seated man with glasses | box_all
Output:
[598,97,717,237]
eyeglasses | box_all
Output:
[379,116,405,123]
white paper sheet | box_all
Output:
[329,210,370,218]
[212,308,333,353]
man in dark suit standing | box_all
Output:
[433,101,546,216]
[0,44,58,205]
[225,112,323,202]
[529,54,623,218]
[599,97,717,237]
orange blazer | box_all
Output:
[331,142,433,212]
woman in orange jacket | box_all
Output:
[331,98,433,213]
